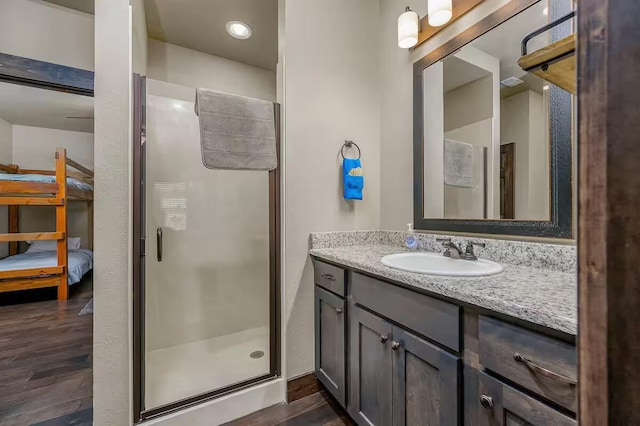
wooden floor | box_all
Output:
[224,391,354,426]
[0,277,93,426]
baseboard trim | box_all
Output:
[286,372,323,402]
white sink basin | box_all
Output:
[381,252,503,277]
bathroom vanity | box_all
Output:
[310,4,579,421]
[310,236,576,426]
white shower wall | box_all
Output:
[141,34,279,411]
[145,80,271,352]
[147,39,276,102]
[144,42,277,354]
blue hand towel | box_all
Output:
[343,158,364,200]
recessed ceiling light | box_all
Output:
[226,21,252,40]
[543,6,548,16]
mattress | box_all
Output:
[0,173,93,192]
[0,249,94,285]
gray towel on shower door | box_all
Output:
[195,88,277,171]
[444,138,474,188]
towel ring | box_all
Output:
[341,141,361,160]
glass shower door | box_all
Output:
[140,79,276,412]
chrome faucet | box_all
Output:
[436,238,464,259]
[436,238,486,261]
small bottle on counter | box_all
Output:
[405,223,419,250]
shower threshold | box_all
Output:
[145,326,270,410]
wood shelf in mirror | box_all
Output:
[518,34,576,95]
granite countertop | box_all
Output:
[310,244,577,336]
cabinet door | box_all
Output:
[392,327,460,426]
[349,305,393,426]
[315,286,346,406]
[468,370,576,426]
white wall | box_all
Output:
[442,76,496,219]
[147,39,276,101]
[444,77,493,132]
[527,90,549,219]
[93,0,131,424]
[444,119,492,219]
[455,46,501,219]
[380,0,514,230]
[501,92,529,218]
[500,90,549,220]
[11,125,94,249]
[423,63,445,218]
[0,0,94,70]
[380,0,425,230]
[0,118,12,258]
[283,0,381,379]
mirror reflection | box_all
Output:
[423,2,558,221]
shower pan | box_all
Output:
[132,75,281,422]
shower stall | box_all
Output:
[132,76,281,421]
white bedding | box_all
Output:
[0,173,93,192]
[0,249,93,285]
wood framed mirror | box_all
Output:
[413,0,574,238]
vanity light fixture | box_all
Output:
[226,21,252,39]
[428,0,453,27]
[398,7,419,48]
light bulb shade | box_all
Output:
[398,9,419,48]
[428,0,452,27]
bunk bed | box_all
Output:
[0,148,93,301]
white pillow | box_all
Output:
[25,240,56,253]
[69,237,81,249]
[25,237,81,253]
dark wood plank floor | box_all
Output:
[224,391,354,426]
[0,277,93,426]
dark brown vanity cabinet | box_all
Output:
[314,285,346,406]
[478,316,577,412]
[313,260,576,426]
[348,305,461,426]
[392,326,461,425]
[465,369,575,426]
[348,305,393,425]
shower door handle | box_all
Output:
[157,227,163,262]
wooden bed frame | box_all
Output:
[0,148,93,301]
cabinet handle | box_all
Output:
[480,395,494,409]
[336,308,343,314]
[391,341,401,350]
[380,335,389,343]
[321,273,336,281]
[513,353,577,386]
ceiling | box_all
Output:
[443,57,491,92]
[472,1,549,81]
[41,0,94,14]
[145,0,278,71]
[0,83,94,133]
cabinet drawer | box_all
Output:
[351,272,460,351]
[478,316,577,411]
[314,261,345,296]
[470,370,575,426]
